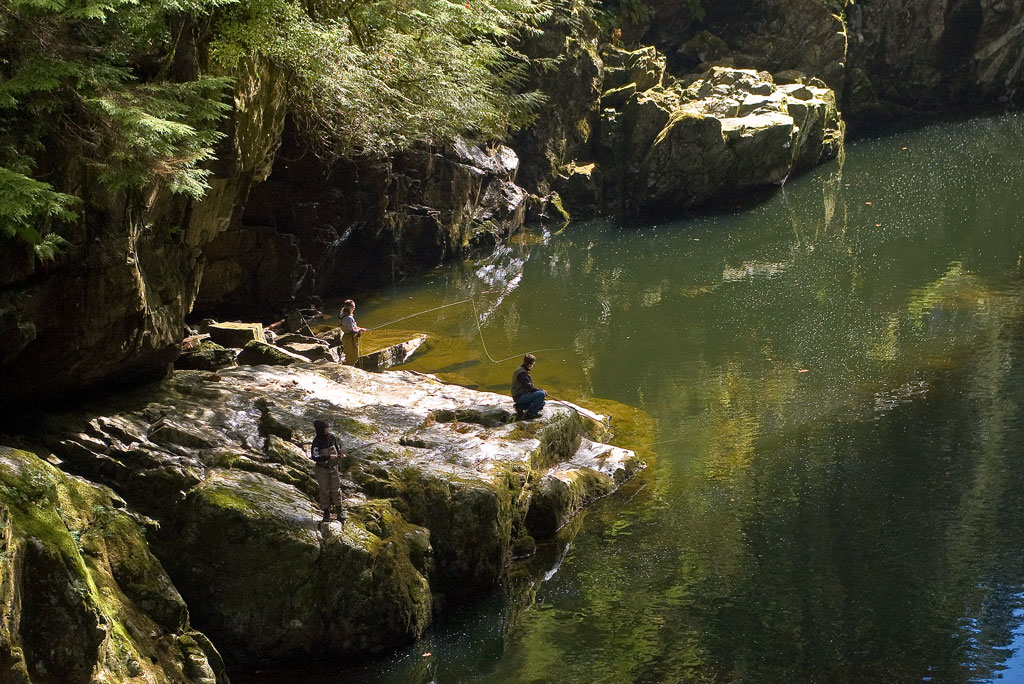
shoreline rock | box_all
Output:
[4,364,644,667]
[0,447,228,684]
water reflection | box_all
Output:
[239,113,1024,683]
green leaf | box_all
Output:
[0,167,78,245]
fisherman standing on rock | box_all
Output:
[512,353,546,420]
[340,299,367,367]
[311,419,346,523]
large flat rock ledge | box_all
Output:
[15,363,642,667]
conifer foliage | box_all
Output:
[0,0,233,251]
[0,0,553,251]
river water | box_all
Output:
[240,113,1024,683]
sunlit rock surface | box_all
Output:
[16,364,641,666]
[613,66,842,216]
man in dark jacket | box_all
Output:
[511,353,546,419]
[311,419,346,522]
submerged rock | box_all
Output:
[17,364,642,666]
[357,333,426,371]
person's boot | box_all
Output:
[335,505,346,523]
[321,510,331,522]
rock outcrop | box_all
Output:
[11,364,642,666]
[193,132,532,318]
[0,447,227,683]
[0,57,288,411]
[623,67,843,215]
[590,49,843,217]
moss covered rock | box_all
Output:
[236,340,308,366]
[0,447,226,683]
[633,67,842,216]
[175,341,237,371]
[153,468,432,664]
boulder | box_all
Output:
[281,342,338,363]
[175,340,237,371]
[236,340,308,366]
[205,321,266,348]
[0,447,227,683]
[633,67,842,215]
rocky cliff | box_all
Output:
[193,131,529,318]
[0,57,287,410]
[3,0,1021,407]
[845,0,1024,126]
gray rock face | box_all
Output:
[0,57,288,411]
[511,12,604,198]
[623,67,842,216]
[17,364,641,666]
[846,0,1024,120]
[193,226,313,318]
[197,134,532,319]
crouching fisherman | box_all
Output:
[311,419,346,523]
[511,353,546,419]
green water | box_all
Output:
[242,113,1024,683]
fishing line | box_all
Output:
[361,298,690,451]
[364,296,561,366]
[365,299,474,332]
